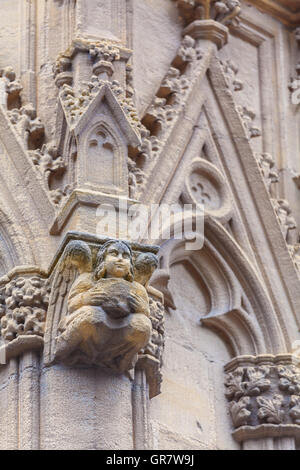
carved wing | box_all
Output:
[43,240,92,364]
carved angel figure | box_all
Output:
[54,239,153,373]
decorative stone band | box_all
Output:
[224,354,300,442]
[0,266,49,364]
[232,423,300,444]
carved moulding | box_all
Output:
[136,4,242,202]
[0,266,49,362]
[44,232,164,398]
[55,77,141,199]
[224,354,300,444]
[180,157,233,224]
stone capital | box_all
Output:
[183,19,228,49]
[224,354,300,444]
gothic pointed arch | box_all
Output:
[150,214,287,358]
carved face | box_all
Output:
[104,242,131,279]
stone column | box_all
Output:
[0,268,48,450]
[224,354,300,450]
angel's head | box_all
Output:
[94,240,134,281]
[133,252,158,286]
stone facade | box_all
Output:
[0,0,299,450]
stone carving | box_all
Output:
[8,104,44,150]
[159,67,190,98]
[220,59,243,92]
[144,97,179,135]
[144,297,165,366]
[225,355,300,434]
[0,275,50,341]
[29,143,66,192]
[288,27,300,104]
[181,157,233,224]
[133,35,203,197]
[271,199,297,245]
[289,396,300,424]
[52,239,160,374]
[288,73,300,102]
[126,64,134,99]
[134,252,165,366]
[288,244,300,277]
[172,0,241,26]
[229,397,252,427]
[89,42,120,79]
[128,158,146,199]
[49,184,74,206]
[278,365,300,394]
[54,53,73,88]
[173,35,203,69]
[60,76,126,126]
[54,38,122,88]
[246,367,271,396]
[225,366,271,400]
[255,152,279,193]
[236,105,261,139]
[225,367,245,399]
[256,395,285,424]
[0,66,22,109]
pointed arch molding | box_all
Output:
[0,106,56,267]
[141,39,300,348]
[151,215,288,358]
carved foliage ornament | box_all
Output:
[271,199,297,245]
[225,356,300,431]
[0,275,50,342]
[172,0,241,26]
[236,105,261,140]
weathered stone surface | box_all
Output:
[0,0,299,451]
